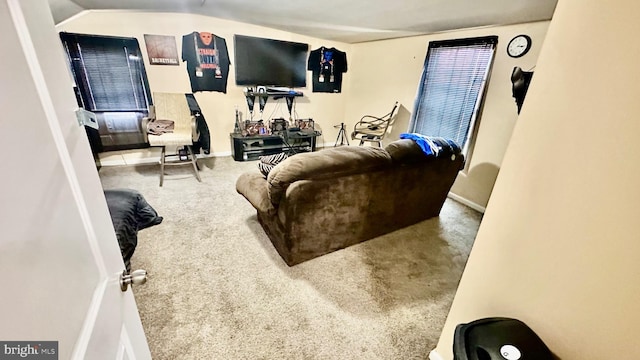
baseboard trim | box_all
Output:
[429,350,445,360]
[99,157,157,167]
[99,151,232,167]
[320,141,336,148]
[212,151,232,157]
[447,192,486,213]
[319,142,358,148]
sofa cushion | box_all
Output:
[385,139,430,164]
[267,146,392,205]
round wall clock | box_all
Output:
[507,34,532,58]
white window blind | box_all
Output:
[410,36,497,151]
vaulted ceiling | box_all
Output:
[48,0,558,43]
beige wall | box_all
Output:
[434,0,640,358]
[57,11,352,162]
[345,22,549,209]
[58,11,549,209]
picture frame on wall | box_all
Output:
[143,34,179,66]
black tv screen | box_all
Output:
[234,35,308,88]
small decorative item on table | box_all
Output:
[295,118,314,131]
[243,120,267,136]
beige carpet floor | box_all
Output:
[98,154,482,360]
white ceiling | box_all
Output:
[48,0,558,43]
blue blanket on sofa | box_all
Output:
[399,133,461,157]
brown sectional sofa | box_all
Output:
[235,139,464,266]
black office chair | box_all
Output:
[351,101,399,147]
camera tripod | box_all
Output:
[334,122,349,146]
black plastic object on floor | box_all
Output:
[453,317,554,360]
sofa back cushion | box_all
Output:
[267,146,392,205]
[385,139,429,164]
[385,138,463,165]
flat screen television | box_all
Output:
[234,35,308,88]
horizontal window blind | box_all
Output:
[60,33,151,112]
[410,36,497,150]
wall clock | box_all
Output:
[507,34,532,58]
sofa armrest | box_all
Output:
[236,172,276,215]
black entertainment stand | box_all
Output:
[230,132,318,161]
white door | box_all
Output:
[0,1,151,359]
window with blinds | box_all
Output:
[60,32,153,151]
[409,36,498,154]
[60,32,151,111]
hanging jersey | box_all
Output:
[307,47,347,93]
[182,32,231,93]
